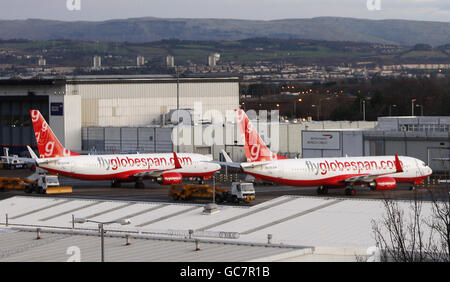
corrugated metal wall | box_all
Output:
[82,127,173,154]
[364,131,450,172]
[0,95,49,155]
[67,81,239,128]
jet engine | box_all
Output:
[369,177,397,191]
[158,172,183,185]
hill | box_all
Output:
[0,17,449,46]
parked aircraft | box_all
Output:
[222,110,433,196]
[2,110,221,188]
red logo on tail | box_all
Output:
[30,110,80,158]
[236,109,287,162]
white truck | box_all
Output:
[25,174,61,194]
[216,182,256,204]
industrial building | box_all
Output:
[0,75,239,154]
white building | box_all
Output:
[166,55,174,68]
[38,57,46,67]
[136,55,145,66]
[93,55,101,69]
[207,53,220,67]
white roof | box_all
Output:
[0,195,437,260]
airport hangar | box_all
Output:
[0,75,239,155]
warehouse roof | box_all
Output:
[0,228,308,262]
[0,195,437,261]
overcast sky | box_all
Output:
[0,0,449,22]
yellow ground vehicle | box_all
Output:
[0,175,72,194]
[169,182,255,204]
[0,177,35,190]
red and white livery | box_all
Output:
[26,110,220,188]
[232,110,432,195]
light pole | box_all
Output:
[362,99,366,121]
[293,98,302,118]
[311,104,318,121]
[212,173,216,203]
[416,104,423,116]
[74,218,131,262]
[176,65,180,153]
[360,98,366,121]
[411,98,416,116]
[389,104,397,116]
[315,97,331,121]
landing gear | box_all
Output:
[317,186,328,195]
[198,178,205,185]
[345,187,356,196]
[409,186,416,191]
[135,181,145,189]
[111,180,121,188]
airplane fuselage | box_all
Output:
[40,153,220,181]
[243,155,432,187]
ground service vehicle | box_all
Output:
[2,148,26,170]
[169,182,255,204]
[0,174,71,194]
[0,177,35,191]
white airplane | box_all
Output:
[222,110,433,196]
[2,110,220,188]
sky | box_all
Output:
[0,0,449,22]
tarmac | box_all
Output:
[0,168,447,204]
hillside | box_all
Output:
[0,17,449,46]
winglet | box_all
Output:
[27,146,39,160]
[173,152,182,169]
[394,154,403,173]
[221,149,233,163]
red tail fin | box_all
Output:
[236,109,288,162]
[30,110,80,158]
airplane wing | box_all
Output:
[241,161,275,168]
[221,149,233,163]
[131,169,178,178]
[343,174,377,184]
[206,160,242,169]
[209,149,273,169]
[130,152,183,178]
[1,146,64,165]
[0,156,36,165]
[205,149,242,169]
